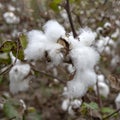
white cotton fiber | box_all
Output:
[63,80,88,99]
[27,30,47,43]
[79,28,97,46]
[43,20,65,42]
[9,64,31,94]
[46,43,64,66]
[24,42,45,61]
[61,99,70,111]
[70,46,99,70]
[97,74,105,82]
[94,82,110,98]
[115,93,120,110]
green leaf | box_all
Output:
[19,33,28,49]
[83,102,99,110]
[28,112,41,120]
[49,0,62,12]
[101,107,115,114]
[0,53,11,64]
[0,41,15,53]
[3,100,20,120]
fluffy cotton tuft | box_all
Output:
[24,42,45,61]
[9,64,31,94]
[78,28,97,46]
[43,20,65,42]
[70,46,99,70]
[63,80,88,99]
[27,30,47,43]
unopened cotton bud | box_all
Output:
[115,93,120,109]
[61,99,70,111]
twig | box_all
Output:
[30,64,66,84]
[64,0,77,38]
[103,108,120,120]
[96,79,102,108]
[13,39,19,65]
[0,64,13,75]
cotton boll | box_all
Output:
[93,82,109,98]
[104,46,111,55]
[9,64,31,94]
[10,78,30,94]
[63,80,88,99]
[9,64,30,82]
[67,64,75,74]
[115,93,120,109]
[104,22,111,28]
[78,28,97,46]
[70,99,82,109]
[97,74,105,83]
[3,12,20,24]
[110,55,120,68]
[68,106,75,116]
[61,99,70,111]
[43,20,65,42]
[24,42,45,61]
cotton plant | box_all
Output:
[8,20,100,107]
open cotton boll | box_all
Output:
[43,20,65,42]
[63,80,88,99]
[70,46,99,70]
[70,99,82,109]
[27,30,47,43]
[78,28,97,46]
[9,64,31,94]
[24,42,45,61]
[115,93,120,110]
[46,43,64,67]
[97,74,105,83]
[93,82,109,98]
[61,99,70,111]
[9,78,30,94]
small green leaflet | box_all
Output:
[3,100,21,120]
[19,33,28,49]
[0,41,15,53]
